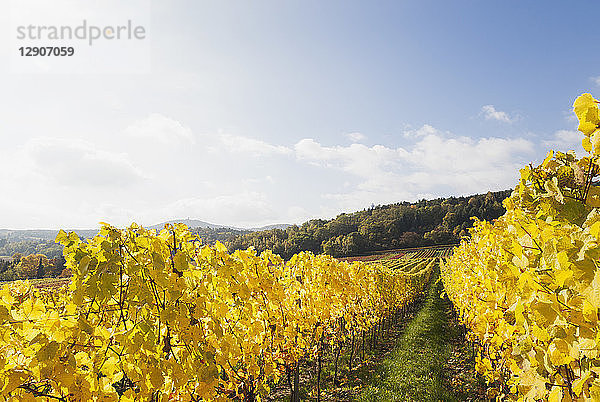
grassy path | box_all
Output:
[357,274,484,402]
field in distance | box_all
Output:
[337,244,454,263]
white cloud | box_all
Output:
[0,118,546,230]
[124,113,194,144]
[347,132,366,142]
[243,176,275,185]
[543,129,585,156]
[481,104,513,123]
[295,139,401,177]
[406,134,532,172]
[403,124,438,139]
[25,137,145,187]
[218,134,292,157]
[294,125,534,210]
[591,76,600,86]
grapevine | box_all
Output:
[442,93,600,400]
[0,223,432,400]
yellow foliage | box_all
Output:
[441,93,600,400]
[0,222,433,400]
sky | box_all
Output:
[0,0,597,229]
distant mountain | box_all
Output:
[149,220,292,232]
[0,228,99,241]
[249,224,292,231]
[0,220,293,242]
[147,219,234,230]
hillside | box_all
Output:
[226,189,511,259]
[148,219,231,230]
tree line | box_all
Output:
[226,190,511,259]
[190,227,252,245]
[0,254,66,282]
[0,239,63,260]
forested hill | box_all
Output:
[226,189,512,259]
[191,227,251,245]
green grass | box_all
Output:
[266,266,485,401]
[357,275,478,402]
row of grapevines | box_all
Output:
[441,94,600,401]
[398,245,454,259]
[373,257,435,274]
[0,222,432,401]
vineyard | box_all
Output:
[338,246,451,274]
[338,245,454,264]
[0,224,437,401]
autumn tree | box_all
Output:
[16,254,50,279]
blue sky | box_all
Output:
[0,0,597,229]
